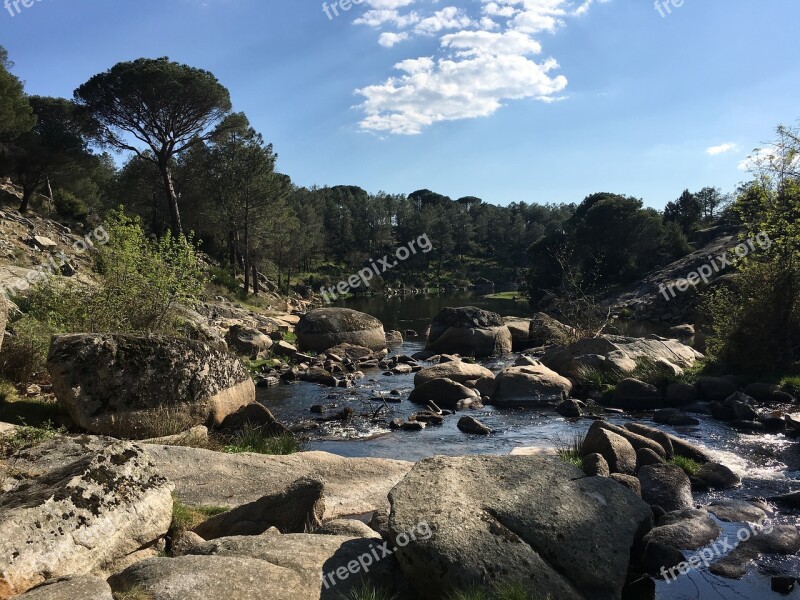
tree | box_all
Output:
[664,189,702,233]
[696,186,729,222]
[0,46,36,150]
[0,96,91,213]
[75,57,232,236]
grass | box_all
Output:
[448,583,550,600]
[780,375,800,397]
[338,582,399,600]
[245,358,283,373]
[669,456,701,477]
[222,425,302,455]
[170,499,230,535]
[555,434,585,469]
[483,291,528,302]
[0,421,64,456]
[113,587,154,600]
[126,405,197,440]
[575,358,709,391]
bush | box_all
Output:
[24,210,206,336]
[53,189,88,220]
[223,426,301,455]
[0,316,55,384]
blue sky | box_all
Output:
[2,0,798,209]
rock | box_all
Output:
[47,334,255,439]
[669,324,695,337]
[142,425,209,447]
[414,360,494,387]
[745,382,791,403]
[0,442,173,598]
[193,478,325,539]
[610,473,642,496]
[696,462,741,489]
[771,490,800,508]
[665,383,700,407]
[710,525,800,579]
[643,541,687,576]
[225,324,273,358]
[653,409,700,426]
[637,464,693,512]
[402,421,426,431]
[31,235,57,251]
[299,367,338,387]
[698,376,738,401]
[612,379,663,411]
[425,306,512,357]
[706,499,767,523]
[625,422,714,463]
[171,531,205,556]
[491,364,572,407]
[726,392,759,420]
[457,416,491,435]
[654,358,684,378]
[0,294,7,352]
[504,317,536,351]
[593,421,667,460]
[637,448,665,469]
[408,378,479,410]
[296,308,386,353]
[556,398,583,418]
[316,519,381,539]
[388,455,653,600]
[217,403,291,437]
[582,425,637,475]
[645,508,722,550]
[583,453,610,477]
[385,330,404,347]
[772,576,796,594]
[14,576,113,600]
[272,340,297,358]
[529,312,573,346]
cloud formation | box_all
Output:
[706,142,738,156]
[352,0,609,134]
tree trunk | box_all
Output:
[243,214,250,295]
[18,187,34,213]
[158,158,183,237]
[252,264,259,296]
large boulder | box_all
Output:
[47,334,255,439]
[414,360,494,387]
[504,313,572,351]
[581,425,637,475]
[0,294,7,351]
[426,306,512,357]
[225,324,273,358]
[491,364,572,406]
[14,576,113,600]
[0,442,173,599]
[408,378,480,410]
[388,455,652,600]
[637,464,693,512]
[296,308,386,353]
[611,378,664,410]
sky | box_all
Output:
[1,0,799,209]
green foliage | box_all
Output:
[448,583,549,600]
[669,456,701,477]
[664,189,703,234]
[555,434,586,469]
[781,376,800,396]
[337,582,399,600]
[0,421,64,456]
[0,316,55,384]
[170,499,229,536]
[0,380,17,404]
[208,265,241,294]
[25,210,205,335]
[223,426,301,455]
[53,188,88,220]
[112,586,154,600]
[0,46,36,147]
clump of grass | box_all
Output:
[0,380,19,404]
[128,405,197,440]
[0,421,64,456]
[574,365,605,389]
[555,433,586,469]
[223,425,302,455]
[113,585,154,600]
[448,583,549,600]
[170,498,229,536]
[669,456,701,477]
[338,581,399,600]
[780,375,800,397]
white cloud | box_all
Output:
[378,31,410,47]
[706,142,738,156]
[351,0,608,134]
[737,145,800,172]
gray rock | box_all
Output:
[426,306,512,357]
[225,324,273,358]
[47,334,255,439]
[645,508,722,550]
[218,402,291,437]
[610,473,642,496]
[457,416,491,435]
[625,422,714,463]
[612,378,664,410]
[296,308,386,353]
[637,448,665,469]
[557,399,584,418]
[385,330,404,347]
[388,455,653,600]
[272,340,298,358]
[665,382,700,407]
[698,376,738,401]
[696,462,741,490]
[413,360,494,387]
[0,442,173,598]
[637,464,693,512]
[491,364,572,407]
[711,525,800,579]
[0,294,7,352]
[14,576,112,600]
[582,425,637,475]
[643,541,687,576]
[142,425,210,447]
[654,409,700,426]
[408,377,479,409]
[707,499,767,523]
[592,421,667,460]
[193,478,325,539]
[316,519,381,539]
[583,453,610,477]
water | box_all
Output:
[256,293,800,598]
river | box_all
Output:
[256,293,800,599]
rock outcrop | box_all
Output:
[296,308,386,353]
[426,306,512,357]
[47,334,255,439]
[491,364,572,406]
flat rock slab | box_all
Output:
[14,576,112,600]
[388,455,653,600]
[146,445,412,518]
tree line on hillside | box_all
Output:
[0,49,732,298]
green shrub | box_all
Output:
[669,456,701,477]
[0,316,56,384]
[555,434,585,469]
[0,421,64,456]
[53,189,88,220]
[208,265,241,294]
[223,426,301,455]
